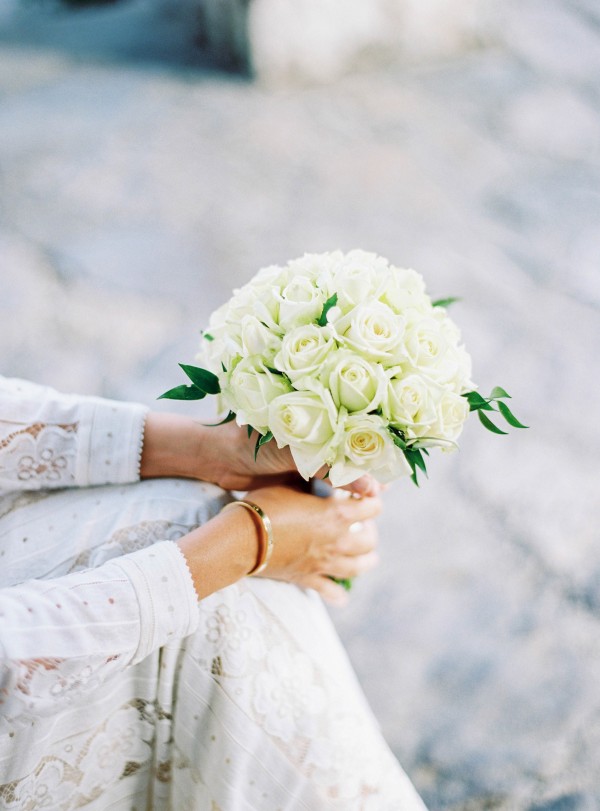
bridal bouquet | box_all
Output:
[161,250,526,487]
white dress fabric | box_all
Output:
[0,376,426,811]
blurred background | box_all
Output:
[1,0,599,808]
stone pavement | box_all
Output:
[1,1,599,808]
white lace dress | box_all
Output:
[0,377,426,811]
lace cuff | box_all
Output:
[0,376,148,491]
[0,542,200,725]
[75,397,148,487]
[113,542,200,665]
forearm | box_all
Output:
[176,507,258,600]
[0,542,197,720]
[140,412,217,482]
[139,412,298,491]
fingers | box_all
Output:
[315,472,386,498]
[326,550,380,579]
[337,519,378,556]
[299,574,350,607]
[299,548,378,605]
[341,474,385,498]
[338,493,383,522]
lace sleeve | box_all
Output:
[0,377,148,492]
[0,542,198,726]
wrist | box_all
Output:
[140,412,207,480]
[176,506,259,599]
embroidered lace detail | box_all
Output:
[0,700,155,810]
[68,520,197,572]
[0,421,78,490]
[186,584,410,806]
[1,654,126,724]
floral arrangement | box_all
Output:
[160,250,526,487]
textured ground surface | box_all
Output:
[1,1,599,808]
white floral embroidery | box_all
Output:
[253,646,327,742]
[1,757,75,810]
[203,595,266,677]
[77,704,154,798]
[0,424,77,490]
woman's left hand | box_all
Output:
[141,412,383,497]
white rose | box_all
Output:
[274,324,336,383]
[335,302,406,364]
[404,317,470,388]
[287,251,344,296]
[450,344,474,393]
[340,249,390,275]
[240,315,281,358]
[433,307,461,344]
[325,351,386,414]
[430,390,470,444]
[227,281,281,332]
[276,276,325,330]
[333,251,386,313]
[226,357,292,433]
[384,373,442,436]
[329,414,411,487]
[198,318,243,377]
[381,266,429,313]
[252,263,289,289]
[268,389,339,479]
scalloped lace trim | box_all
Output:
[171,541,200,602]
[135,409,149,482]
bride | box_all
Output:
[0,375,426,810]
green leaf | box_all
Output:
[406,447,428,476]
[391,433,407,450]
[158,384,206,401]
[490,386,511,400]
[462,391,495,412]
[265,366,283,376]
[328,575,352,592]
[247,425,254,439]
[317,293,338,327]
[254,430,274,460]
[497,401,529,429]
[403,449,420,486]
[203,332,214,342]
[221,362,227,373]
[179,364,221,395]
[205,411,236,427]
[432,296,461,308]
[477,410,508,435]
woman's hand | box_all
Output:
[177,484,382,606]
[141,412,383,497]
[247,485,382,605]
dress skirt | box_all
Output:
[0,476,426,810]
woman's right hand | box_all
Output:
[177,484,382,606]
[246,485,382,606]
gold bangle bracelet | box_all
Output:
[221,500,274,576]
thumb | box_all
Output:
[340,474,385,498]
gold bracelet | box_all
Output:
[221,500,274,576]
